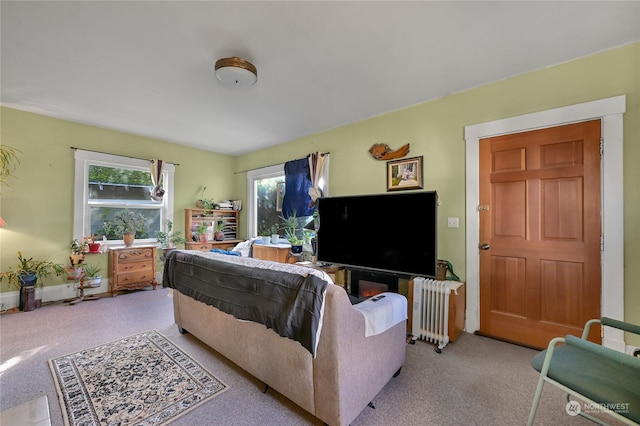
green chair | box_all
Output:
[527,317,640,425]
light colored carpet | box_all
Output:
[49,330,228,425]
[0,287,622,425]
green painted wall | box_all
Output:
[1,43,638,345]
[0,108,238,293]
[235,42,640,342]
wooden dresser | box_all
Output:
[108,245,157,296]
[252,244,297,263]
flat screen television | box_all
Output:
[316,191,438,277]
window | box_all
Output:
[73,150,174,246]
[247,165,284,238]
[246,159,328,239]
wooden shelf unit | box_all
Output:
[184,208,241,252]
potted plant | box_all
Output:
[214,221,226,241]
[0,145,21,189]
[196,186,216,210]
[69,239,86,273]
[82,263,103,288]
[102,210,147,247]
[0,251,65,311]
[281,212,304,254]
[156,220,186,258]
[197,222,210,242]
[285,229,304,254]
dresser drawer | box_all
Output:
[115,259,154,274]
[115,247,154,262]
[186,242,213,251]
[115,271,155,287]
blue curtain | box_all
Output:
[282,157,314,218]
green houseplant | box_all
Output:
[197,222,210,242]
[0,251,65,310]
[155,220,186,248]
[196,186,216,210]
[0,145,21,189]
[281,212,304,254]
[156,220,186,259]
[214,221,226,241]
[101,210,147,247]
[82,263,103,288]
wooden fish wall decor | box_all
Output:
[368,143,410,160]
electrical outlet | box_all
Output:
[447,217,459,228]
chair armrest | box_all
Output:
[602,317,640,336]
[581,317,640,339]
[565,335,640,371]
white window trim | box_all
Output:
[73,150,175,247]
[464,95,626,350]
[246,164,284,239]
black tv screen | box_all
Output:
[316,191,438,277]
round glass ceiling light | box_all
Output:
[214,57,257,87]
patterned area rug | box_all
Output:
[49,330,228,426]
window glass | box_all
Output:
[256,176,283,236]
[73,150,174,245]
[87,165,161,239]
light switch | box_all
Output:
[447,217,459,228]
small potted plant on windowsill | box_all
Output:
[0,251,65,311]
[101,210,147,247]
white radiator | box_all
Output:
[412,277,454,352]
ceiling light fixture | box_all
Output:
[214,57,257,87]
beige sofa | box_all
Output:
[167,252,407,426]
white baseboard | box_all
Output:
[0,280,108,310]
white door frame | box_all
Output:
[464,95,626,350]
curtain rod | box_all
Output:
[234,151,329,174]
[70,147,180,166]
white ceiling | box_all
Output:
[2,1,639,156]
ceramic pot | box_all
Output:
[123,232,135,247]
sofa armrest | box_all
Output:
[313,285,407,426]
[353,292,407,337]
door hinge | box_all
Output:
[601,234,604,251]
[600,138,604,157]
[478,205,490,212]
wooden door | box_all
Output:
[479,120,601,349]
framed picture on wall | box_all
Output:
[387,156,423,191]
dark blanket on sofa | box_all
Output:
[163,250,328,356]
